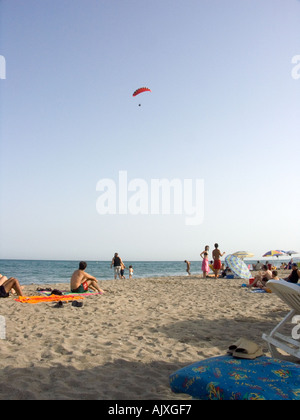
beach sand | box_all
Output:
[0,272,291,400]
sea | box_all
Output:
[0,258,298,286]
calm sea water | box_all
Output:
[0,260,196,285]
[0,258,297,286]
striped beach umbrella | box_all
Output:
[232,251,254,260]
[263,250,286,258]
[225,255,252,279]
[285,250,298,256]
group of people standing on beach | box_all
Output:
[185,243,225,278]
[184,245,300,284]
[110,253,133,280]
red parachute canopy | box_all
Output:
[132,87,151,97]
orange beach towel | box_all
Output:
[15,295,84,304]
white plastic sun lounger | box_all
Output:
[262,280,300,360]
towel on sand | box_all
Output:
[15,295,84,304]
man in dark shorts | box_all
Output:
[0,277,23,298]
[70,262,104,294]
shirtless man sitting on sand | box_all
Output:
[70,262,104,294]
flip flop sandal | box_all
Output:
[227,338,244,355]
[72,301,83,308]
[233,339,264,360]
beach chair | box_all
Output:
[262,280,300,361]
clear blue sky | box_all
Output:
[0,0,299,261]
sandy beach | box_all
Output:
[0,271,292,400]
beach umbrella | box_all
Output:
[285,250,298,256]
[275,250,287,258]
[232,251,254,260]
[263,250,286,258]
[225,254,252,279]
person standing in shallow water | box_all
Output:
[184,260,191,276]
[111,253,124,279]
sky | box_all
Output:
[0,0,299,261]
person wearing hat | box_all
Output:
[285,264,300,284]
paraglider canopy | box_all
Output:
[132,87,151,97]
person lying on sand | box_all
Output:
[247,265,272,288]
[70,262,104,294]
[259,270,280,292]
[0,276,24,298]
[0,274,9,288]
